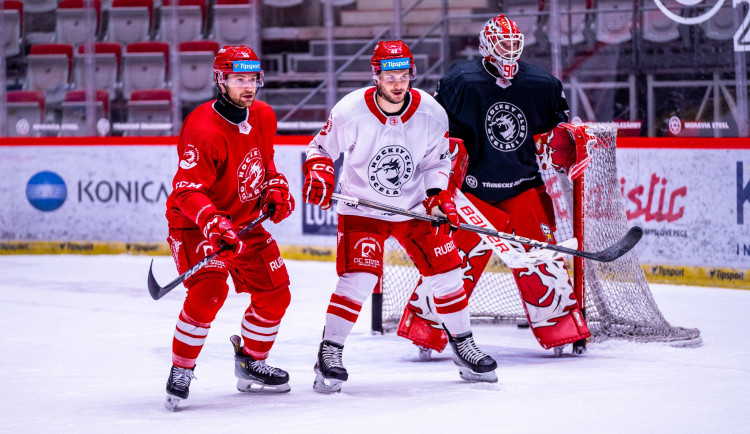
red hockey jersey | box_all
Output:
[166,99,279,230]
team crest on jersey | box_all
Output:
[319,114,333,136]
[368,145,414,197]
[237,148,265,202]
[485,102,528,152]
[179,144,200,169]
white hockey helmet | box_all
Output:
[478,14,524,80]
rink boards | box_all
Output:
[1,135,748,289]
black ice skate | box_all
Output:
[313,340,348,394]
[165,365,195,411]
[448,331,498,383]
[555,338,588,357]
[230,335,290,393]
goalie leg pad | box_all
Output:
[499,189,591,349]
[397,278,449,352]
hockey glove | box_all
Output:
[422,189,460,235]
[535,123,594,180]
[201,215,246,259]
[262,173,295,224]
[302,156,335,210]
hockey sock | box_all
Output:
[323,272,377,344]
[240,307,282,360]
[425,268,471,337]
[324,293,363,345]
[172,309,210,368]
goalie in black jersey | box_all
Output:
[397,14,595,358]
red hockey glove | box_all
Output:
[262,173,295,224]
[535,123,594,180]
[422,189,460,235]
[302,156,335,210]
[201,215,245,259]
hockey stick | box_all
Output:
[147,212,269,300]
[331,193,642,263]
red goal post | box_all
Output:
[374,123,701,346]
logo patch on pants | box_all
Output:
[353,237,382,268]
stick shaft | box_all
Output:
[330,193,641,263]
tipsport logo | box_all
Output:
[380,58,410,71]
[26,171,67,212]
[232,61,261,72]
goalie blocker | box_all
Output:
[398,134,591,351]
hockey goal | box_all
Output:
[374,123,701,346]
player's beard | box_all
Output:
[377,82,408,105]
[231,91,255,108]
[226,87,256,108]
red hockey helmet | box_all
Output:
[213,45,264,88]
[478,14,524,79]
[370,40,416,81]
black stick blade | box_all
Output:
[147,259,183,300]
[591,226,643,262]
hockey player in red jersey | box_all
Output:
[303,40,498,393]
[162,45,295,410]
[398,14,593,358]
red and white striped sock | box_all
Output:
[172,309,210,368]
[323,293,363,345]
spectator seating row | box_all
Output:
[23,41,219,106]
[506,0,735,48]
[4,0,258,52]
[6,89,173,137]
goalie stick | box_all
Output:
[330,193,642,263]
[147,212,269,300]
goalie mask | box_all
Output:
[479,14,524,80]
[370,40,417,82]
[213,45,264,107]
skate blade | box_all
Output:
[312,373,343,394]
[553,345,566,357]
[458,366,498,383]
[236,378,291,394]
[573,341,587,355]
[417,346,432,362]
[164,394,182,411]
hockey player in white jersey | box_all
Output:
[302,40,498,393]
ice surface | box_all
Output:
[1,255,748,433]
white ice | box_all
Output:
[1,255,748,434]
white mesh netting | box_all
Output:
[380,123,701,345]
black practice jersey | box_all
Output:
[434,58,569,202]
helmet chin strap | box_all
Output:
[215,73,248,109]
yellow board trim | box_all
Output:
[1,241,748,290]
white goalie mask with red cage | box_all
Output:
[478,14,524,80]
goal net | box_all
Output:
[376,123,701,346]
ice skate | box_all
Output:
[448,331,498,383]
[572,339,587,355]
[313,340,348,394]
[553,345,566,357]
[418,346,432,361]
[164,365,195,411]
[230,335,290,393]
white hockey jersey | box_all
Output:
[307,86,451,221]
